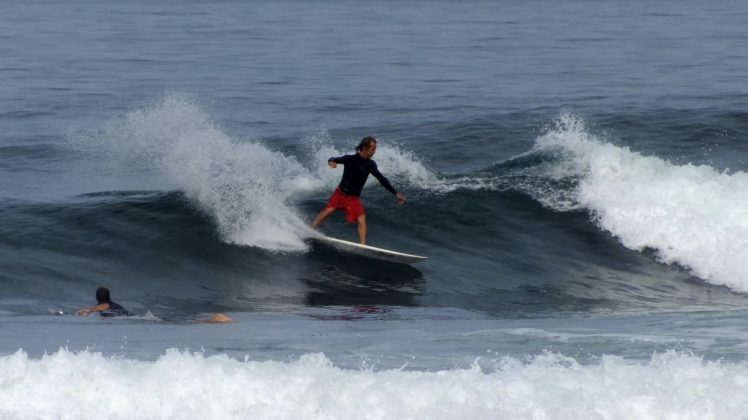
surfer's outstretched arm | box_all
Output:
[328,155,351,168]
[370,165,406,205]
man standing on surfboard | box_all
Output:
[311,136,406,245]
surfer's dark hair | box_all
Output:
[356,136,377,152]
[96,287,112,304]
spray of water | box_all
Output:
[74,95,317,251]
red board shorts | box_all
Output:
[324,188,365,223]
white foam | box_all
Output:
[531,114,748,292]
[1,348,746,419]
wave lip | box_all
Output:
[531,114,748,292]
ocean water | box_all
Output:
[2,0,748,418]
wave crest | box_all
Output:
[530,114,748,292]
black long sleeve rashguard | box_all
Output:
[329,154,397,197]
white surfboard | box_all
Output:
[315,235,427,264]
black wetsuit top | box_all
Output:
[100,301,132,317]
[329,154,397,197]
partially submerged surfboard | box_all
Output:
[315,235,427,264]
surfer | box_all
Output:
[76,287,132,317]
[310,136,406,245]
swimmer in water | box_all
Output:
[76,287,132,317]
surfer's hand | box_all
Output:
[395,192,406,205]
[328,161,337,168]
[76,308,90,316]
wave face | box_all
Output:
[1,100,741,318]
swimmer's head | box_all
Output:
[95,287,111,304]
